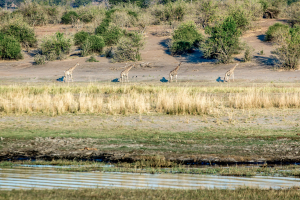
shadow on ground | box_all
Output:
[57,76,64,82]
[159,39,216,64]
[216,77,224,82]
[111,78,120,82]
[160,77,168,82]
[254,55,279,69]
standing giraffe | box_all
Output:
[224,63,238,82]
[120,64,134,83]
[169,62,182,83]
[63,63,79,83]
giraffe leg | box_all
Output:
[175,75,177,83]
[232,73,234,82]
[169,75,172,83]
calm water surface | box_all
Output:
[1,167,300,190]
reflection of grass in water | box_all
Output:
[1,187,300,199]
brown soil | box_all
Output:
[1,19,300,165]
[0,19,299,84]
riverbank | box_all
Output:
[1,187,300,200]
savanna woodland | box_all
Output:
[1,0,300,199]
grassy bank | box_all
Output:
[1,188,300,200]
[2,160,300,177]
[1,84,300,116]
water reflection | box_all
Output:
[1,167,300,190]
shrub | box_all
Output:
[74,31,89,46]
[171,21,203,55]
[196,0,218,28]
[86,55,99,62]
[0,22,37,47]
[87,35,105,53]
[34,54,46,65]
[164,1,187,22]
[0,33,22,60]
[228,7,250,32]
[40,32,72,60]
[80,35,105,56]
[265,23,290,42]
[73,0,92,7]
[96,25,124,46]
[61,11,79,24]
[243,46,254,62]
[18,2,47,26]
[276,25,300,70]
[95,9,124,46]
[201,16,242,64]
[113,32,144,62]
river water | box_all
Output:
[1,167,300,190]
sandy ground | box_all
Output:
[0,19,299,84]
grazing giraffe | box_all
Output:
[224,63,238,82]
[169,62,182,83]
[120,64,134,83]
[63,63,79,82]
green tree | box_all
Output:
[201,16,241,63]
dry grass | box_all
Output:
[0,84,300,115]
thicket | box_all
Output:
[61,11,79,24]
[276,25,300,70]
[201,16,242,63]
[112,32,144,62]
[81,35,105,56]
[74,31,89,45]
[0,22,37,47]
[0,33,22,60]
[170,21,203,55]
[39,32,71,62]
[265,23,289,42]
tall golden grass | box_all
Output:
[0,84,300,115]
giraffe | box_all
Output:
[63,63,79,82]
[169,62,182,83]
[224,63,238,82]
[120,64,134,83]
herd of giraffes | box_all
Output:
[63,62,238,83]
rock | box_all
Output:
[0,137,4,141]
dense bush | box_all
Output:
[0,33,22,60]
[0,23,37,47]
[34,54,46,65]
[61,11,79,24]
[73,0,92,7]
[96,25,124,46]
[74,31,89,46]
[40,32,72,60]
[228,7,250,32]
[196,0,218,28]
[113,32,144,62]
[201,16,242,63]
[88,35,105,53]
[276,25,300,69]
[170,21,203,55]
[265,23,290,42]
[80,35,105,56]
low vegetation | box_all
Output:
[275,25,300,69]
[0,33,22,60]
[39,32,72,62]
[1,187,300,200]
[1,84,300,115]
